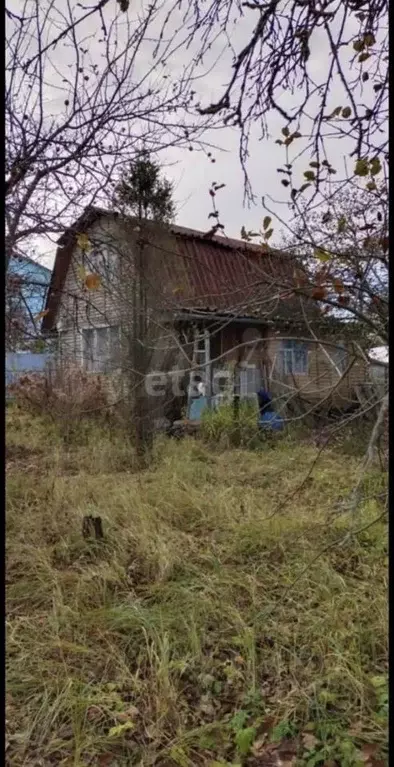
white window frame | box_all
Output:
[282,340,309,375]
[239,364,262,399]
[81,325,121,373]
[84,245,116,279]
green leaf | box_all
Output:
[309,161,320,168]
[303,170,316,181]
[108,721,134,738]
[314,248,330,262]
[235,727,256,756]
[265,228,273,240]
[366,181,377,191]
[169,745,190,767]
[230,710,248,731]
[358,52,370,63]
[263,216,272,230]
[354,158,369,176]
[299,183,311,194]
[328,106,342,118]
[337,215,347,233]
[364,33,376,46]
[353,39,365,52]
[341,107,351,118]
[282,127,290,137]
[370,157,382,176]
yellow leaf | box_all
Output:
[85,273,101,290]
[34,309,49,321]
[77,264,87,280]
[76,233,91,252]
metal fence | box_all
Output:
[6,352,53,395]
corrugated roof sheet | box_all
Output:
[43,207,314,330]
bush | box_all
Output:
[9,366,110,440]
[200,399,263,448]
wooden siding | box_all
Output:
[53,218,369,412]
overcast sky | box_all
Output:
[8,0,385,271]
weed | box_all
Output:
[6,409,388,766]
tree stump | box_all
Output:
[82,515,104,540]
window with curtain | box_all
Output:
[282,339,309,375]
[82,326,120,372]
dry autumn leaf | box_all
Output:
[34,309,49,320]
[333,278,344,294]
[312,286,327,300]
[302,733,318,751]
[85,273,101,290]
[360,743,380,760]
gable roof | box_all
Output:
[42,206,320,331]
[9,254,51,282]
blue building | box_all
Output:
[7,255,52,351]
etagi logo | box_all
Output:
[144,326,264,397]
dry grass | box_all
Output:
[6,406,388,767]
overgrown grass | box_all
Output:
[6,405,388,766]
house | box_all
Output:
[8,254,51,317]
[7,254,51,351]
[42,207,369,421]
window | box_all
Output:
[82,326,120,372]
[331,340,348,375]
[240,365,262,398]
[282,340,309,375]
[85,246,115,278]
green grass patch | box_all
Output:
[6,408,387,766]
